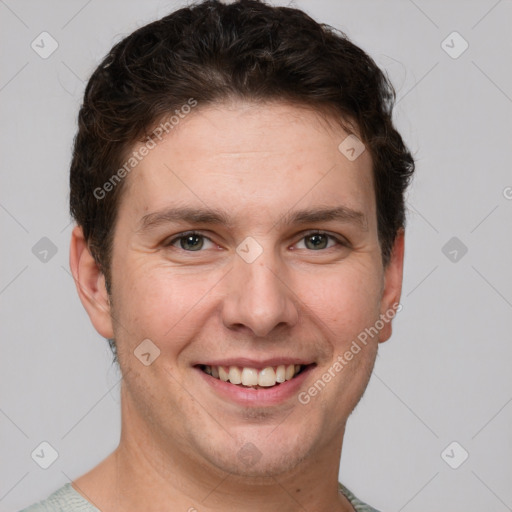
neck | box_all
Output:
[73,392,354,512]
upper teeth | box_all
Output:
[203,364,302,387]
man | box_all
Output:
[22,0,414,510]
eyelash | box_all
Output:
[164,230,348,252]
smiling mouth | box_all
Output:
[197,364,312,389]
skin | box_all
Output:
[69,100,404,512]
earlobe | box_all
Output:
[69,225,114,339]
[378,229,405,343]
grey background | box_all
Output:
[1,0,511,510]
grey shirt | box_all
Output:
[20,482,381,511]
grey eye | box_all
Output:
[178,234,205,251]
[303,233,330,250]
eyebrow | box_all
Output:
[138,205,367,232]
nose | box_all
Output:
[221,249,299,338]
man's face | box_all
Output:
[99,101,402,477]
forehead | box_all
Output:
[119,101,375,228]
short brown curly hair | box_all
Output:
[70,0,415,290]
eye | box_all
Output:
[165,231,216,251]
[164,230,347,253]
[294,231,346,251]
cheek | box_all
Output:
[298,264,382,336]
[111,262,222,350]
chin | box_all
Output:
[198,429,315,479]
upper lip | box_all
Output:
[194,358,315,369]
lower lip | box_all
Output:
[195,365,315,407]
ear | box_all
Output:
[378,229,405,343]
[69,225,114,339]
